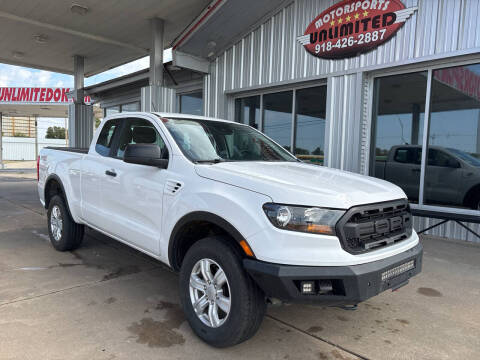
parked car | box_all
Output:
[38,112,422,347]
[375,145,480,209]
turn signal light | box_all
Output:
[306,224,334,235]
[239,240,255,257]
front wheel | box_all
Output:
[179,236,266,347]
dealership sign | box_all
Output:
[0,87,91,104]
[297,0,417,59]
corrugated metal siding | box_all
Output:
[359,75,371,175]
[140,86,176,112]
[205,0,480,242]
[210,0,480,94]
[458,0,480,49]
[325,73,362,172]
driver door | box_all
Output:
[100,117,170,255]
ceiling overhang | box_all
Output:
[0,0,212,76]
[174,0,285,59]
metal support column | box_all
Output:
[142,18,164,112]
[68,55,93,148]
[0,112,3,169]
[34,115,38,160]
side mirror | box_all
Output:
[124,144,168,169]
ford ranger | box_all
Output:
[38,112,422,347]
[375,145,480,209]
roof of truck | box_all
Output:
[152,112,233,123]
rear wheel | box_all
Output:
[47,195,84,251]
[179,236,266,347]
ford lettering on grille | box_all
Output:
[335,199,412,254]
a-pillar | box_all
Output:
[68,55,93,148]
[141,18,164,112]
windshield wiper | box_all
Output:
[194,158,225,164]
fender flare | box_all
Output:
[168,211,246,271]
[44,174,74,219]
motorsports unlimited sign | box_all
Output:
[297,0,417,59]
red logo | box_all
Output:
[298,0,417,59]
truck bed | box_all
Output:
[44,147,89,154]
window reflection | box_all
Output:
[295,86,327,165]
[235,96,260,129]
[105,106,120,116]
[263,91,293,151]
[424,64,480,210]
[122,102,140,112]
[370,72,428,202]
[179,92,203,116]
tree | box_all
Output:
[13,132,27,137]
[46,126,66,139]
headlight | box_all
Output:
[262,203,345,235]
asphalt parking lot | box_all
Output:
[1,173,479,360]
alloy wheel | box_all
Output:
[189,258,231,328]
[50,205,63,241]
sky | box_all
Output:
[0,56,149,88]
[0,56,151,139]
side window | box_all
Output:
[393,148,422,165]
[115,118,168,159]
[394,148,414,164]
[95,120,120,157]
[428,149,457,167]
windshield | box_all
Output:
[163,118,297,163]
[448,148,480,167]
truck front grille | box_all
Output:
[335,199,412,254]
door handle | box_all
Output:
[105,170,117,177]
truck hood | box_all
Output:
[195,161,406,209]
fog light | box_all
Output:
[301,281,315,294]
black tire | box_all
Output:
[179,236,266,348]
[473,194,480,211]
[47,195,84,252]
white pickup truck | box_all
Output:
[38,112,422,347]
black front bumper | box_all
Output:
[244,243,423,305]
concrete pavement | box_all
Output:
[0,175,479,360]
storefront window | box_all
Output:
[105,106,120,116]
[121,102,140,112]
[424,64,480,210]
[370,72,427,202]
[235,96,260,129]
[295,86,327,165]
[178,91,203,116]
[263,91,293,151]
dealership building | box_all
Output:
[85,0,480,242]
[0,0,478,242]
